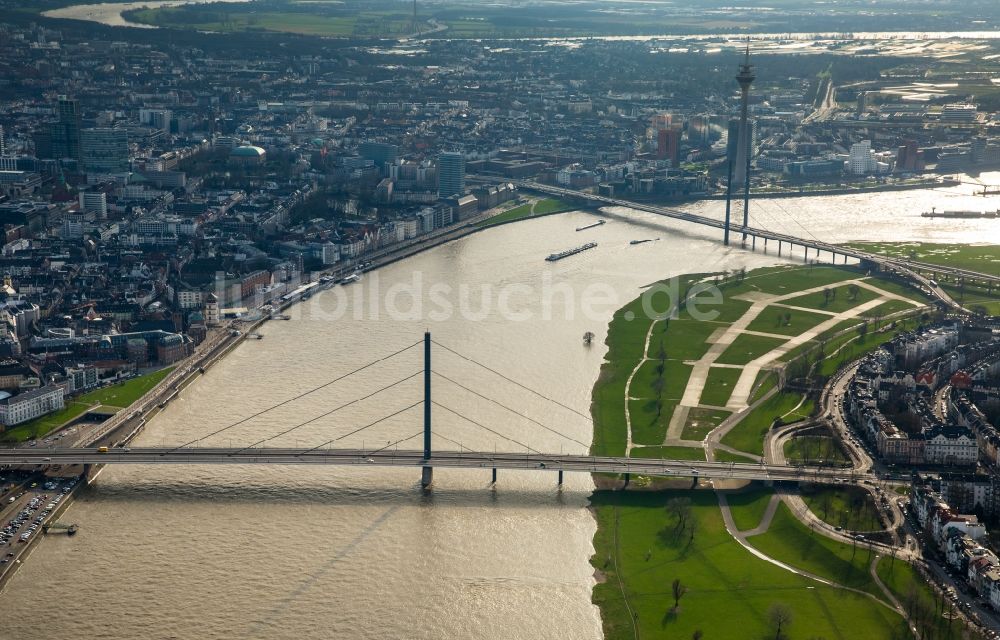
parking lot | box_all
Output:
[0,477,79,579]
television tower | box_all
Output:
[735,43,755,243]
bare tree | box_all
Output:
[768,604,793,640]
[666,497,692,534]
[857,321,869,341]
[672,577,688,611]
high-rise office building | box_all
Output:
[849,140,877,175]
[897,139,925,172]
[687,115,711,147]
[359,142,399,170]
[79,191,108,218]
[0,125,5,156]
[139,109,173,132]
[50,96,82,162]
[81,128,129,174]
[657,127,682,166]
[437,151,465,198]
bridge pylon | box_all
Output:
[422,331,433,488]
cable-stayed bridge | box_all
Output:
[0,334,867,487]
[515,180,1000,310]
[0,447,859,484]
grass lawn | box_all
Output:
[534,198,572,214]
[0,401,91,443]
[591,490,907,640]
[629,398,679,445]
[876,556,944,630]
[815,318,922,378]
[713,449,759,463]
[630,445,705,461]
[1,367,178,442]
[940,281,1000,315]
[747,503,890,604]
[778,314,920,373]
[632,359,692,401]
[848,242,1000,278]
[721,392,814,455]
[629,359,692,445]
[678,293,753,324]
[78,367,175,408]
[745,305,834,337]
[784,435,850,466]
[726,486,774,532]
[745,265,860,295]
[748,369,779,404]
[592,287,677,457]
[800,485,883,532]
[476,198,573,227]
[651,319,719,361]
[860,277,931,304]
[864,299,920,319]
[783,283,880,313]
[681,408,731,441]
[716,333,788,366]
[698,367,741,407]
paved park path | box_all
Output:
[717,489,904,615]
[666,279,920,443]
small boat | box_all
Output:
[340,272,361,285]
[583,331,595,344]
[576,220,607,232]
[629,238,659,245]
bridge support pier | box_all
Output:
[558,469,563,485]
[803,246,808,263]
[421,466,433,488]
[492,467,497,484]
[751,236,756,251]
[777,241,782,256]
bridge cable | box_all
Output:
[432,400,540,454]
[231,370,423,453]
[169,339,423,450]
[432,371,590,448]
[301,400,424,453]
[367,429,425,455]
[756,198,822,244]
[430,340,590,421]
[430,430,468,450]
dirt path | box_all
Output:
[622,312,661,454]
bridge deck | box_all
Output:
[0,447,862,482]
